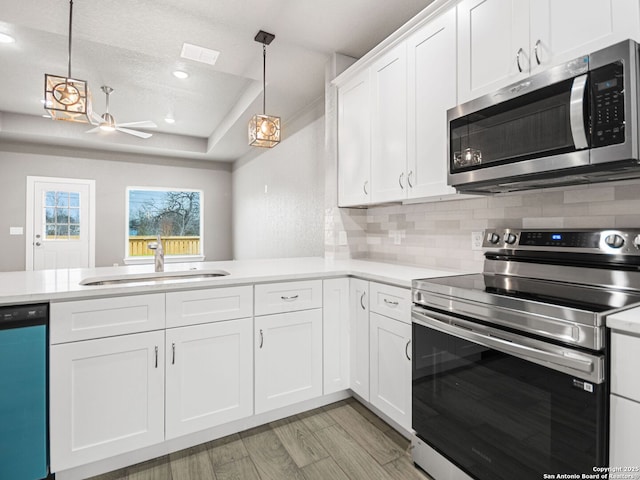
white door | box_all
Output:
[370,312,412,430]
[165,319,253,439]
[323,278,350,395]
[338,70,371,207]
[27,176,95,270]
[457,0,530,103]
[371,42,407,203]
[49,330,165,471]
[530,0,640,73]
[254,309,323,414]
[349,278,370,401]
[407,7,458,199]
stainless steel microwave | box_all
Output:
[447,40,640,193]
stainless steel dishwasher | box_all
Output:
[0,303,49,480]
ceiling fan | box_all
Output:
[86,86,157,139]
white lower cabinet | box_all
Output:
[350,278,370,401]
[165,318,253,439]
[50,330,165,471]
[369,312,412,430]
[254,309,323,414]
[323,278,350,394]
[610,394,640,466]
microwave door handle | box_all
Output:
[569,73,589,149]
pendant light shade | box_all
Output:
[44,0,91,123]
[249,30,280,148]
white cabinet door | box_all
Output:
[165,318,253,439]
[323,278,350,395]
[255,309,323,414]
[407,7,458,199]
[530,0,640,74]
[349,278,370,401]
[457,0,530,103]
[338,70,371,207]
[50,331,165,471]
[371,43,408,203]
[369,312,412,431]
[610,394,640,466]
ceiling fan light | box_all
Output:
[99,112,116,131]
[172,70,189,79]
[249,114,280,148]
[44,73,91,123]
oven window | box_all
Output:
[450,77,581,173]
[412,324,607,480]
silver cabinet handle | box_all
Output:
[516,47,524,72]
[259,329,264,349]
[172,342,175,365]
[154,346,158,369]
[384,298,399,306]
[407,171,414,188]
[534,39,541,65]
[405,340,411,361]
[360,292,366,310]
[281,295,299,301]
[399,172,405,189]
[363,180,369,195]
[570,74,589,150]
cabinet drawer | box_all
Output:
[369,282,411,323]
[166,286,253,328]
[51,294,165,344]
[255,280,322,315]
[611,332,640,401]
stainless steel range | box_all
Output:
[411,228,640,480]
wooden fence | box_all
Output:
[129,236,201,256]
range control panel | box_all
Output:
[483,229,640,254]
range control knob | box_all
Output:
[634,234,640,249]
[604,234,625,249]
[504,233,517,245]
[487,232,501,244]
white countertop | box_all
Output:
[607,306,640,336]
[0,257,469,306]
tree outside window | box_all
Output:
[126,188,203,258]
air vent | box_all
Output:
[180,42,220,66]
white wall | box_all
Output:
[0,142,232,271]
[232,100,325,259]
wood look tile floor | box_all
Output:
[88,398,434,480]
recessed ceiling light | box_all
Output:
[172,70,189,79]
[0,33,15,44]
[164,114,175,124]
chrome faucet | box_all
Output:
[147,234,164,272]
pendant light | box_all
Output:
[44,0,91,123]
[248,30,280,148]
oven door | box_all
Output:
[412,307,607,480]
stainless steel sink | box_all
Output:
[80,270,230,286]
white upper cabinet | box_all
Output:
[457,0,530,104]
[407,7,458,199]
[530,0,640,74]
[338,69,371,207]
[458,0,640,103]
[371,43,408,204]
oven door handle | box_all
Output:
[412,308,604,383]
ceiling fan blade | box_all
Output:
[86,126,101,134]
[117,120,157,129]
[116,127,153,139]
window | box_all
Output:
[125,187,203,263]
[45,191,81,240]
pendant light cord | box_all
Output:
[262,44,266,114]
[67,0,74,79]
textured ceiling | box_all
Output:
[0,0,435,162]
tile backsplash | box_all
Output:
[334,180,640,273]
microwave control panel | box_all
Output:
[591,61,625,147]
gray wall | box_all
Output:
[232,100,325,259]
[0,142,232,271]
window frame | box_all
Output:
[124,186,205,265]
